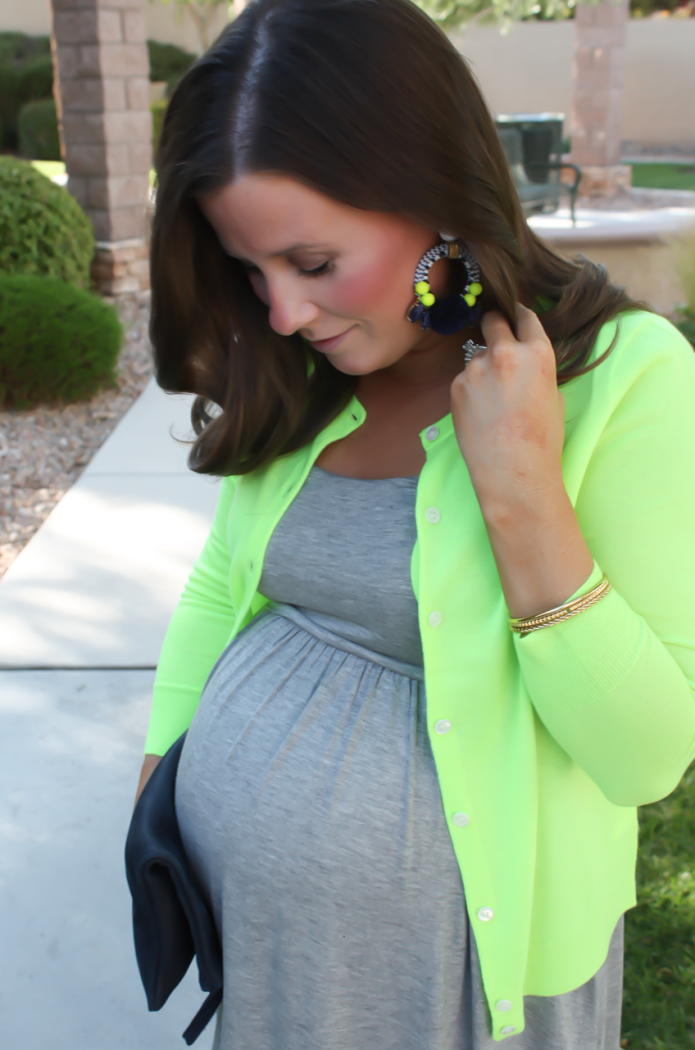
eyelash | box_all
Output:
[244,261,334,279]
[298,261,333,279]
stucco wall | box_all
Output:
[454,19,695,152]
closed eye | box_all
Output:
[298,260,333,278]
[240,259,334,278]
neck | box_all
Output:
[358,324,483,397]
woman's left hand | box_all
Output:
[450,303,565,519]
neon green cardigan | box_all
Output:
[146,311,695,1041]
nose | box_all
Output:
[266,276,320,337]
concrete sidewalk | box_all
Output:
[0,381,220,1047]
[0,379,220,668]
[0,668,215,1050]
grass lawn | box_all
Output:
[621,762,695,1048]
[30,159,66,180]
[626,162,695,192]
[29,160,157,187]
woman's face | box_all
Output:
[198,173,457,376]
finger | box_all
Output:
[515,302,549,345]
[480,310,515,350]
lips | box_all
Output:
[306,326,356,353]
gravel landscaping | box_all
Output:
[0,295,155,579]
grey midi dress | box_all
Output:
[175,466,625,1050]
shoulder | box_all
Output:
[590,310,695,390]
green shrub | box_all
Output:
[19,98,60,160]
[18,55,54,103]
[0,157,94,289]
[0,274,122,409]
[151,97,168,156]
[0,65,22,149]
[0,31,50,66]
[147,39,196,94]
[674,310,695,349]
[0,33,52,150]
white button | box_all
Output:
[425,425,439,442]
[496,1000,513,1013]
[427,610,442,627]
[501,1027,517,1036]
[425,506,441,524]
[477,907,494,922]
[434,719,451,734]
[452,812,470,827]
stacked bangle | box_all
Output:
[509,575,611,637]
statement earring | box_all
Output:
[407,237,483,335]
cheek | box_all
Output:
[328,252,413,319]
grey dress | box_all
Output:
[175,466,624,1050]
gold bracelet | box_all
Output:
[509,575,611,637]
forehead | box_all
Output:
[198,173,397,258]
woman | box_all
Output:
[135,0,695,1046]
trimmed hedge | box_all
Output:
[0,32,50,66]
[151,97,168,156]
[0,274,122,409]
[19,98,61,160]
[147,39,196,95]
[0,33,52,150]
[0,157,94,289]
[18,55,54,104]
[674,309,695,349]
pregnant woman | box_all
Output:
[134,0,695,1046]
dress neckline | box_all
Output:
[311,464,419,483]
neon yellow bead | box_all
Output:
[469,282,482,296]
[421,292,436,307]
[415,281,430,295]
[464,293,476,307]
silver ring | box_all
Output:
[463,339,487,364]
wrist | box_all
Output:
[476,483,595,620]
[475,474,568,537]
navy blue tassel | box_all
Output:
[429,295,482,335]
[409,295,482,335]
[407,302,426,325]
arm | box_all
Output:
[452,309,695,807]
[143,475,239,758]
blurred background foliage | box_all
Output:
[414,0,694,31]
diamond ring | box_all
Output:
[463,339,487,364]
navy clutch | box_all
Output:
[124,732,223,1045]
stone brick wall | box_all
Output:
[51,0,152,292]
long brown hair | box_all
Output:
[150,0,644,476]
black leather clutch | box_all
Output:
[124,732,223,1045]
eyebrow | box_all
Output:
[226,243,332,263]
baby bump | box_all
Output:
[175,608,467,952]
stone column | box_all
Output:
[570,0,632,199]
[51,0,152,294]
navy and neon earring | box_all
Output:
[406,234,483,336]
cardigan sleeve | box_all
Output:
[515,317,695,807]
[144,475,239,756]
